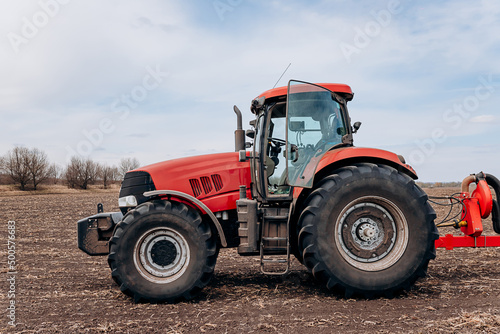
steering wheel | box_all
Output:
[269,137,286,147]
[268,138,286,167]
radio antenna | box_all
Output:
[273,63,291,88]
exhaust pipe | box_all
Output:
[233,105,245,152]
[485,173,500,234]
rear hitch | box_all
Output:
[435,172,500,249]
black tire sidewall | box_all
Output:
[114,203,211,301]
[302,166,434,292]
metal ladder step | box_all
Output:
[262,258,287,263]
[262,237,287,241]
[263,215,288,220]
[260,205,293,276]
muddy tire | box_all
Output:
[298,163,438,298]
[107,200,217,303]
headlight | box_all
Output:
[118,171,155,214]
[118,195,138,207]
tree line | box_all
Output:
[0,146,140,190]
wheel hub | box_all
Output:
[134,227,190,283]
[336,197,408,271]
[150,239,177,267]
[352,218,381,246]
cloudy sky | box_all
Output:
[1,0,499,182]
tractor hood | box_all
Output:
[130,152,251,212]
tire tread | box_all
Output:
[107,200,217,303]
[297,163,437,298]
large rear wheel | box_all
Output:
[298,163,438,298]
[108,200,217,303]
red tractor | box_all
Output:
[77,80,500,302]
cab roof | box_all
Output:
[256,83,354,102]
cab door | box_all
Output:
[286,80,349,188]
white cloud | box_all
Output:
[470,115,496,123]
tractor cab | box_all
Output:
[235,81,358,273]
[248,80,355,202]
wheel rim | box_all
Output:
[133,227,190,283]
[335,196,408,272]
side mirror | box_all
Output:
[251,97,265,114]
[352,121,362,134]
[289,121,305,131]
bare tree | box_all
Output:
[97,164,118,189]
[65,157,98,189]
[119,157,140,179]
[3,146,31,190]
[0,156,7,185]
[47,163,62,184]
[111,166,122,182]
[65,159,77,189]
[26,148,50,190]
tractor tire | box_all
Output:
[107,200,217,303]
[298,163,438,298]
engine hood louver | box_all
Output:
[190,174,223,198]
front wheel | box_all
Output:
[298,163,438,298]
[107,200,217,303]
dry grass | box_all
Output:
[0,184,119,197]
[420,310,500,333]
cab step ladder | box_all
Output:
[260,204,293,275]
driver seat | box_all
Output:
[265,156,276,178]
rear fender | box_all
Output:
[316,147,417,179]
[292,147,418,214]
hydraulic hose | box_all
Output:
[461,175,476,193]
[485,173,500,234]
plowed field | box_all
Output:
[1,187,500,333]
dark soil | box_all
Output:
[1,187,500,333]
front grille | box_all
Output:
[119,171,156,213]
